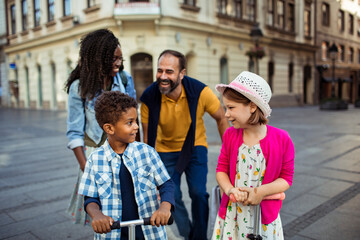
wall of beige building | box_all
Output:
[4,0,317,110]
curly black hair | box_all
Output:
[95,91,138,128]
[65,29,120,100]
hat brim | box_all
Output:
[216,83,272,118]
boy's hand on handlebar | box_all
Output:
[150,202,172,227]
[91,212,114,234]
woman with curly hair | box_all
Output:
[65,29,136,225]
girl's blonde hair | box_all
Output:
[223,88,268,125]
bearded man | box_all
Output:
[140,49,229,240]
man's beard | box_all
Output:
[157,75,180,95]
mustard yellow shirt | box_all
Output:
[141,85,220,152]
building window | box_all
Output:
[338,10,344,32]
[321,41,329,60]
[304,8,311,37]
[220,57,229,84]
[88,0,96,7]
[67,60,73,74]
[10,4,16,34]
[349,14,354,34]
[277,0,285,29]
[340,45,345,61]
[51,63,57,108]
[235,0,242,19]
[184,0,196,6]
[22,0,28,31]
[349,47,354,63]
[358,49,360,64]
[288,62,293,93]
[321,3,330,26]
[246,0,256,22]
[268,61,274,90]
[267,0,274,26]
[34,0,41,27]
[218,0,227,15]
[287,2,294,32]
[63,0,71,16]
[48,0,55,22]
[25,66,30,107]
[37,65,43,107]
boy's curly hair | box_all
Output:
[95,91,137,128]
[65,29,120,100]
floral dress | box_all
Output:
[212,143,284,240]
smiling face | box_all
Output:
[156,54,185,94]
[223,96,257,129]
[111,45,123,77]
[107,107,139,145]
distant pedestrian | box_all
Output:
[65,29,136,225]
[140,49,229,239]
[78,91,175,239]
[211,71,295,239]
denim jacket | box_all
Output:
[66,71,136,149]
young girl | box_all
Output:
[211,71,294,239]
[65,29,136,225]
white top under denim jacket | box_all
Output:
[66,71,136,150]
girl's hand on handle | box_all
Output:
[150,201,172,227]
[227,187,248,203]
[91,212,114,234]
[240,187,264,206]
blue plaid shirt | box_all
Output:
[78,140,171,240]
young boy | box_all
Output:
[78,91,175,240]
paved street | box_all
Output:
[0,105,360,239]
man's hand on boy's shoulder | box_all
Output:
[150,201,172,227]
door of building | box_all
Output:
[130,53,153,102]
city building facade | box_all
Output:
[315,0,360,104]
[1,0,8,106]
[4,0,318,110]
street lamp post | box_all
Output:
[249,24,263,75]
[329,43,338,98]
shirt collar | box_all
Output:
[113,73,120,87]
[161,85,186,103]
[103,140,119,162]
[103,139,135,162]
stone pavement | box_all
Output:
[0,105,359,240]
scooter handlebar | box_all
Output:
[143,215,174,225]
[111,215,174,230]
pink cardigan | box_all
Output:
[216,125,295,224]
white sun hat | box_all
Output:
[216,71,272,118]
